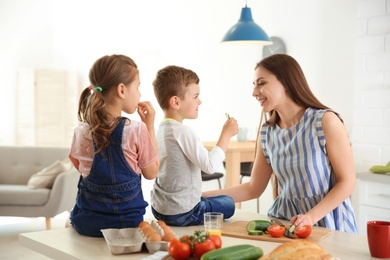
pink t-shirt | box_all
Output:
[70,120,158,178]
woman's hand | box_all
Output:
[137,101,155,129]
[290,214,315,228]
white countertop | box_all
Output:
[19,209,375,259]
[357,171,390,184]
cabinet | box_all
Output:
[355,172,390,236]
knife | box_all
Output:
[271,219,295,238]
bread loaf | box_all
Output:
[262,240,334,260]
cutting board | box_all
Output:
[222,221,332,243]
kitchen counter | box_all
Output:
[356,171,390,184]
[355,171,390,236]
[19,209,374,259]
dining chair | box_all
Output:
[201,171,224,189]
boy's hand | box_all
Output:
[215,116,239,152]
[137,101,155,128]
[222,117,239,137]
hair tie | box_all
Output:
[96,86,102,92]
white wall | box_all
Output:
[0,0,388,172]
[353,0,390,171]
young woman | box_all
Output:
[203,54,358,233]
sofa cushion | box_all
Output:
[27,158,72,189]
[0,185,50,205]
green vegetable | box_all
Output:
[246,220,272,232]
[200,244,255,260]
[218,246,263,260]
[369,161,390,174]
[225,113,230,120]
[289,225,296,233]
[248,230,263,235]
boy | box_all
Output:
[150,65,238,226]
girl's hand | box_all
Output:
[137,101,155,128]
[290,214,315,228]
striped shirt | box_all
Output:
[261,107,358,233]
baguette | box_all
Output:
[261,240,334,260]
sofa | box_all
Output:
[0,146,79,229]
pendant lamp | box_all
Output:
[221,4,272,45]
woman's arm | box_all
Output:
[202,140,273,202]
[291,112,356,227]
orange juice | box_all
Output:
[205,229,222,237]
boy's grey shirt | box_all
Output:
[150,119,225,215]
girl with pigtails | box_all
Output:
[66,54,159,237]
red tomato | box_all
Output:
[207,234,222,249]
[267,224,286,238]
[294,225,312,238]
[193,239,216,258]
[168,239,191,260]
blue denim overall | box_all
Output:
[70,117,148,237]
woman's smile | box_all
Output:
[256,96,267,107]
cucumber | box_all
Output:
[248,230,263,235]
[289,224,296,233]
[246,220,272,232]
[218,246,263,260]
[200,244,255,260]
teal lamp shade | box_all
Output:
[222,6,272,45]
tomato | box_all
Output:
[207,234,222,249]
[168,238,191,260]
[267,224,286,238]
[294,225,312,238]
[193,239,216,259]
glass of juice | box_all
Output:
[204,212,223,237]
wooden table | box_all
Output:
[19,210,374,259]
[203,141,256,189]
